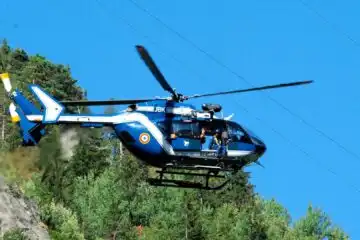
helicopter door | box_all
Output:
[169,121,201,152]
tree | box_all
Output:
[0,40,350,240]
[0,39,85,151]
[38,127,69,202]
[0,39,11,146]
[260,198,291,239]
[67,127,111,180]
[290,205,349,240]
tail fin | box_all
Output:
[29,85,64,123]
[1,73,46,146]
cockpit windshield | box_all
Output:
[240,125,257,138]
[196,119,251,143]
[225,121,251,143]
[241,124,264,145]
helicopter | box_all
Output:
[0,45,313,190]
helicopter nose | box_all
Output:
[251,136,266,157]
[255,143,266,157]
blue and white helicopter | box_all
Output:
[0,45,313,190]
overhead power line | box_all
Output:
[237,101,360,194]
[94,0,209,86]
[94,0,360,194]
[297,0,360,48]
[126,0,360,164]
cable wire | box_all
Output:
[297,0,360,48]
[236,101,360,194]
[126,0,360,163]
[93,0,360,193]
[94,0,208,85]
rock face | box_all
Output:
[0,176,50,240]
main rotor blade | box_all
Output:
[186,80,314,99]
[60,99,155,106]
[135,45,178,98]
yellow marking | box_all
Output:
[0,72,9,80]
[11,116,20,123]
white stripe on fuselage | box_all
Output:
[135,106,213,119]
[25,112,253,157]
[27,112,175,155]
[176,150,253,157]
[222,150,253,157]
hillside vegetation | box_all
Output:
[0,40,349,239]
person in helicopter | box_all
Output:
[209,129,222,150]
[220,125,229,157]
[199,127,207,150]
[209,128,229,157]
[200,127,206,144]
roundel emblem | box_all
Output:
[139,133,150,144]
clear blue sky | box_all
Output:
[1,0,360,237]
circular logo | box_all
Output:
[139,133,150,144]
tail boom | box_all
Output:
[1,72,118,145]
[26,114,117,126]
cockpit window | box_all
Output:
[226,121,251,143]
[157,120,200,138]
[157,119,251,143]
[173,121,200,137]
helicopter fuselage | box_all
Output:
[109,100,267,169]
[11,84,266,170]
[0,42,312,189]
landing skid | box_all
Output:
[147,164,238,190]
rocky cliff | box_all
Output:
[0,176,50,240]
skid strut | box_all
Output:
[147,166,233,190]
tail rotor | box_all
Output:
[0,72,46,146]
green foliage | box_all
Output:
[0,40,350,240]
[38,127,70,202]
[290,205,349,240]
[41,201,85,240]
[69,168,119,239]
[66,155,147,240]
[0,39,85,152]
[67,128,111,180]
[23,172,53,205]
[260,198,291,239]
[1,228,27,240]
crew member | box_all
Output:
[219,126,229,157]
[199,127,207,150]
[200,127,206,144]
[209,129,222,150]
